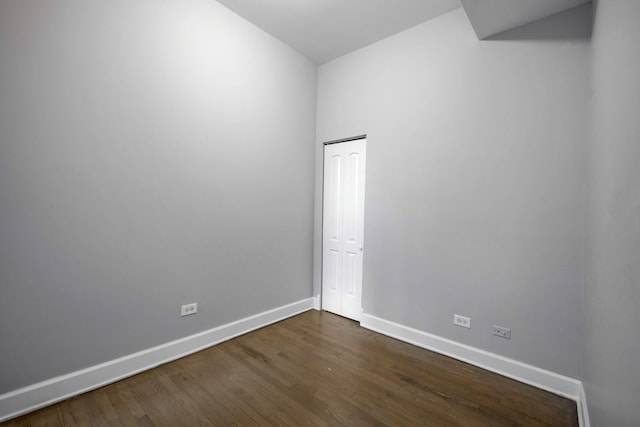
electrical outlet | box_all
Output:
[454,314,471,329]
[493,325,511,339]
[181,303,197,317]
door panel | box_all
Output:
[328,155,342,241]
[344,152,360,242]
[322,138,366,321]
[344,251,357,296]
[328,249,340,292]
[322,144,344,315]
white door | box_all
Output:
[322,138,366,321]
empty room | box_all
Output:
[0,0,638,426]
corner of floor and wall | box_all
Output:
[1,1,639,426]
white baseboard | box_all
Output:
[577,382,591,427]
[312,294,321,310]
[0,297,314,423]
[361,313,589,427]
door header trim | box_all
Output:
[323,135,366,146]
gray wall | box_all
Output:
[5,2,639,423]
[314,6,591,378]
[585,1,640,425]
[0,0,316,393]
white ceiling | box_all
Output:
[215,0,461,64]
[459,0,591,39]
[215,0,592,64]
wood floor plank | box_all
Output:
[2,310,578,427]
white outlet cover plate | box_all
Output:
[454,314,471,328]
[181,303,198,317]
[493,325,511,339]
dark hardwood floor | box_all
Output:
[3,310,578,426]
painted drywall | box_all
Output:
[314,5,591,378]
[0,0,316,393]
[460,0,590,40]
[584,0,640,425]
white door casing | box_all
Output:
[322,138,366,321]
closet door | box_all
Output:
[322,138,366,321]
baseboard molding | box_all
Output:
[361,313,589,426]
[312,294,321,310]
[0,297,314,423]
[577,382,591,427]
